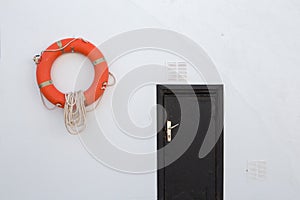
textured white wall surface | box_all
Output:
[1,0,300,199]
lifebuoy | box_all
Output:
[36,38,109,108]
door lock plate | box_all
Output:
[166,120,179,142]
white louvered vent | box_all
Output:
[166,61,187,81]
[246,160,267,180]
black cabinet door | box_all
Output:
[157,85,223,200]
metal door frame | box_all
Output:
[157,84,223,200]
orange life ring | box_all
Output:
[36,38,109,108]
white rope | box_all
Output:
[38,72,116,134]
[64,91,87,135]
[40,91,62,110]
[42,38,84,53]
[34,38,85,64]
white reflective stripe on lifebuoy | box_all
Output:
[56,40,63,48]
[39,80,53,88]
[93,57,106,66]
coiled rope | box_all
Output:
[64,91,86,134]
[38,72,115,135]
[63,72,115,134]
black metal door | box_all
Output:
[157,85,223,200]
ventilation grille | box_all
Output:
[166,61,187,81]
[246,160,267,180]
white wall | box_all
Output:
[1,0,300,199]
